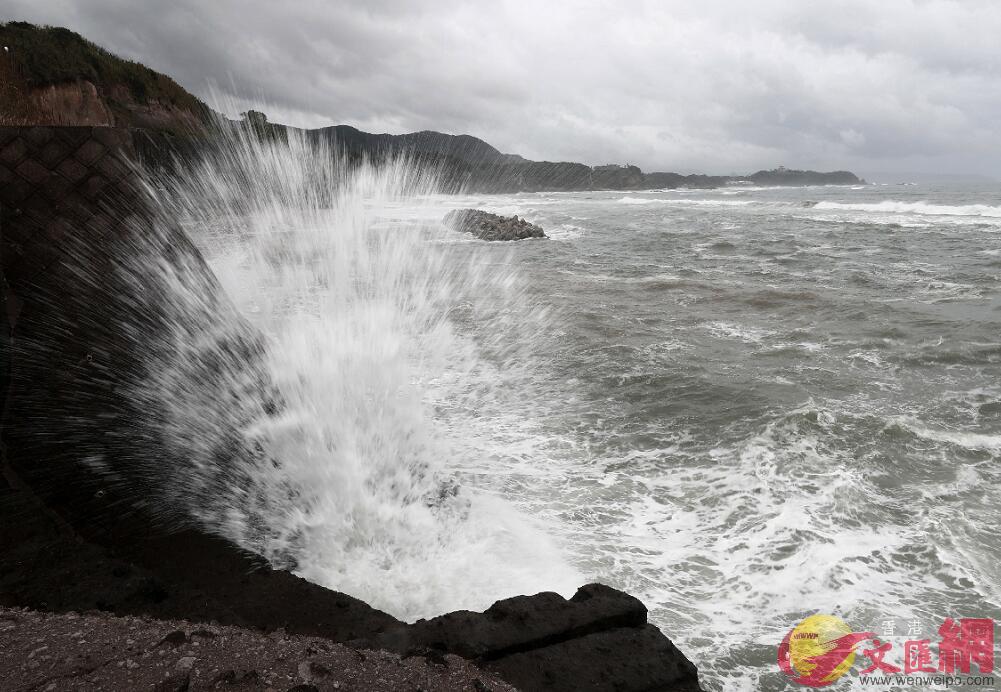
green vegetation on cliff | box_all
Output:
[0,21,209,130]
[1,21,207,114]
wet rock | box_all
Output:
[488,624,701,692]
[377,584,701,691]
[383,584,644,659]
[444,208,546,241]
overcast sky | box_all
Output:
[7,0,1001,177]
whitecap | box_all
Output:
[814,200,1001,218]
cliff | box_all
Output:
[0,22,210,133]
[0,125,703,691]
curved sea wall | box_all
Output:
[0,126,702,691]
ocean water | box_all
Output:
[432,182,1001,691]
[141,132,1001,692]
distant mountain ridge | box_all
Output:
[0,21,862,192]
[317,125,521,165]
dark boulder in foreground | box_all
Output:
[374,583,702,692]
[445,208,547,241]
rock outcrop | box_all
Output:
[374,584,701,692]
[444,208,547,241]
[1,125,703,692]
[746,167,861,186]
[591,164,646,190]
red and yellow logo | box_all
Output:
[777,614,875,687]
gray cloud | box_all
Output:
[6,0,1001,176]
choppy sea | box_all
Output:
[422,182,1001,691]
[166,141,1000,692]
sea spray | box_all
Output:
[127,122,582,619]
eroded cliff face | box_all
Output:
[28,80,114,126]
[15,80,207,133]
[103,83,208,132]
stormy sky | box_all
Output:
[6,1,1001,177]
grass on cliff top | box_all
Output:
[0,21,208,116]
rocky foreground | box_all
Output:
[0,608,517,692]
[0,471,701,691]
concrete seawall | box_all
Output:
[1,127,141,292]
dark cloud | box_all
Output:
[6,0,1000,175]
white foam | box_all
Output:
[617,197,755,207]
[706,321,774,343]
[814,200,1001,218]
[546,223,586,240]
[890,417,1001,452]
[132,123,582,621]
